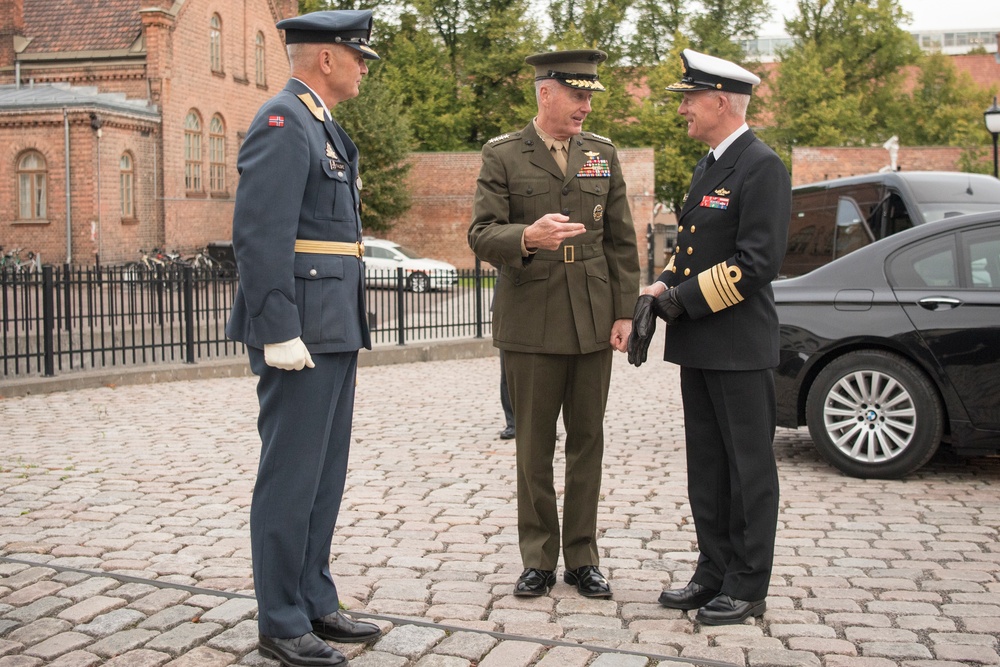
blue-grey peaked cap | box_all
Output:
[277,9,380,60]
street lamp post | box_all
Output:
[985,96,1000,179]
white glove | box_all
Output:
[263,337,315,371]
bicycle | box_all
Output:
[1,247,41,274]
[187,248,236,277]
[121,248,167,286]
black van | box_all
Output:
[780,171,1000,277]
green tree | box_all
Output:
[897,52,997,147]
[335,76,414,232]
[688,0,770,60]
[375,13,475,150]
[764,40,872,167]
[627,0,685,64]
[782,0,919,139]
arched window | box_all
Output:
[17,151,47,220]
[184,111,203,192]
[209,14,222,73]
[120,152,135,219]
[255,31,266,86]
[209,115,226,192]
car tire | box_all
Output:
[805,350,943,479]
[408,272,430,293]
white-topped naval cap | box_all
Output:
[665,49,760,95]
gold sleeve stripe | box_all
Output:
[665,254,675,273]
[697,262,744,312]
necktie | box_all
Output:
[705,152,716,168]
[551,141,568,175]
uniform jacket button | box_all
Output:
[684,268,691,276]
[687,247,693,255]
[690,225,696,233]
[562,186,570,195]
[526,187,533,194]
[309,268,318,277]
[678,225,684,232]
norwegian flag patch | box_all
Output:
[268,115,285,127]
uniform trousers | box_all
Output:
[248,348,358,638]
[680,366,779,602]
[505,348,613,571]
[499,351,514,429]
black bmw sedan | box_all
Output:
[773,210,1000,478]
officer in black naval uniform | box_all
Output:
[469,50,640,600]
[226,10,382,666]
[628,49,791,625]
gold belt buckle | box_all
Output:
[357,242,365,257]
[564,245,575,263]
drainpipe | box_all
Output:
[91,113,103,262]
[64,108,72,263]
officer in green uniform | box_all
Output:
[468,49,640,599]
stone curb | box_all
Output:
[0,338,497,398]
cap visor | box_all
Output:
[665,81,712,92]
[349,43,380,60]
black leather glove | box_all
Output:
[627,294,656,367]
[652,288,685,325]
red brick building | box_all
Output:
[0,0,294,265]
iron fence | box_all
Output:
[1,262,496,379]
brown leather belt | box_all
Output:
[532,242,603,263]
[293,240,364,257]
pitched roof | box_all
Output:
[23,0,142,54]
[0,82,159,118]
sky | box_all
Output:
[760,0,1000,35]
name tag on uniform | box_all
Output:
[701,195,729,209]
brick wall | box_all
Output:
[791,146,988,185]
[0,109,161,264]
[374,148,657,271]
[158,0,291,256]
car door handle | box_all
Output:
[917,296,962,311]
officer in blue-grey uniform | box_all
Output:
[628,49,791,626]
[226,10,382,667]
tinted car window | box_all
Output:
[965,226,1000,289]
[882,192,914,238]
[888,234,957,288]
[833,197,872,258]
[783,189,834,276]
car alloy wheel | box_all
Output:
[408,272,430,293]
[805,350,943,479]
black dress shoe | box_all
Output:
[695,594,766,625]
[311,610,382,644]
[563,566,612,598]
[657,581,720,610]
[513,568,555,596]
[258,632,346,667]
[500,426,515,440]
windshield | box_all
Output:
[919,203,1000,223]
[909,175,1000,222]
[392,244,424,259]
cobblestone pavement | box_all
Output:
[1,339,999,667]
